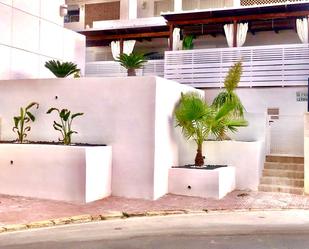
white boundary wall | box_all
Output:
[0,0,86,80]
[0,76,200,200]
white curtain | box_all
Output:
[296,18,308,44]
[123,40,136,55]
[237,23,248,47]
[111,40,136,60]
[111,41,120,60]
[173,28,182,51]
[224,22,248,47]
[224,24,234,47]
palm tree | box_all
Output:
[175,92,248,167]
[212,61,245,117]
[116,53,148,76]
[45,60,80,78]
[175,92,210,166]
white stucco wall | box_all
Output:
[205,87,306,156]
[0,0,86,80]
[0,144,112,203]
[204,87,307,115]
[0,76,198,200]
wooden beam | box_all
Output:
[84,31,170,42]
[167,11,309,26]
[233,20,237,47]
[120,38,124,54]
[169,24,174,51]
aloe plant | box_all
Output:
[174,92,247,166]
[116,53,147,76]
[47,108,84,145]
[45,60,80,78]
[13,102,39,143]
[212,61,245,117]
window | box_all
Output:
[64,5,80,23]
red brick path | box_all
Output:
[0,191,309,225]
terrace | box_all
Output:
[84,2,309,88]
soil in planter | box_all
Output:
[0,140,106,147]
[173,165,228,170]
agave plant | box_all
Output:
[45,60,80,78]
[182,35,195,50]
[212,61,245,117]
[116,53,147,76]
[13,102,39,143]
[175,92,248,166]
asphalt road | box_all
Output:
[1,210,309,249]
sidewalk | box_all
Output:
[1,190,309,226]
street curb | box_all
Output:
[0,208,308,234]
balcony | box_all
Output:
[86,43,309,88]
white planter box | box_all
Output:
[204,141,265,191]
[0,144,112,203]
[168,166,236,199]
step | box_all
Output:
[258,184,304,195]
[260,176,304,187]
[264,162,304,171]
[262,169,304,179]
[266,155,304,164]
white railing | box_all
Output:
[164,44,309,88]
[85,60,164,77]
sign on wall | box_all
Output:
[296,91,308,102]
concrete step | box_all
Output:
[260,176,304,187]
[262,169,304,179]
[258,184,304,195]
[266,155,304,164]
[264,162,304,171]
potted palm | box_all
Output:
[174,92,248,167]
[116,53,147,76]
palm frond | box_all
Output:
[116,53,148,69]
[45,60,80,78]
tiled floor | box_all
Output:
[0,191,309,225]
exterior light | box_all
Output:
[60,4,68,17]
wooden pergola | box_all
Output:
[163,2,309,50]
[79,25,169,51]
[79,2,309,51]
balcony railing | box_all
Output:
[85,60,164,77]
[164,43,309,88]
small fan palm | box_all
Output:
[45,60,80,78]
[212,61,245,117]
[175,92,248,166]
[116,53,147,76]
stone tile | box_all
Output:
[0,191,309,226]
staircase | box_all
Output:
[258,155,304,195]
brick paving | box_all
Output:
[0,191,309,225]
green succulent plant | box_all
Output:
[175,92,248,166]
[13,102,39,143]
[212,61,245,117]
[116,53,148,76]
[45,60,80,78]
[182,35,195,50]
[47,108,84,145]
